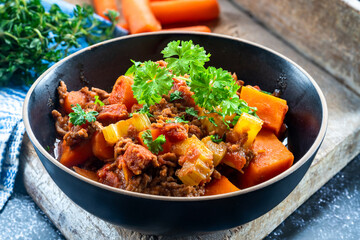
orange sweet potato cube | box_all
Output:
[240,86,288,135]
[239,130,294,189]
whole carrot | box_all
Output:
[122,0,162,34]
[93,0,118,20]
[150,0,220,25]
[161,25,211,33]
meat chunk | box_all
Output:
[52,110,69,136]
[123,144,159,175]
[161,123,188,142]
[97,103,128,126]
[97,163,121,188]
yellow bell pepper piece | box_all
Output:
[234,112,263,147]
[102,113,151,144]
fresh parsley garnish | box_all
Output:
[94,96,104,106]
[166,116,189,124]
[210,134,223,143]
[0,0,118,86]
[69,104,98,126]
[161,40,210,76]
[141,130,166,154]
[170,90,183,102]
[208,117,218,127]
[185,107,198,117]
[131,61,173,106]
[130,104,153,117]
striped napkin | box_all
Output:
[0,0,126,210]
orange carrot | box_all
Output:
[108,75,138,111]
[240,86,288,135]
[63,91,87,114]
[238,130,294,189]
[59,140,93,168]
[150,0,219,25]
[118,22,129,31]
[73,166,99,182]
[91,131,114,160]
[205,176,239,195]
[122,0,162,34]
[93,0,118,20]
[161,25,211,33]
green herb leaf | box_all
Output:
[130,104,153,117]
[210,134,222,143]
[141,130,166,154]
[161,40,210,76]
[94,96,104,106]
[185,107,198,117]
[166,116,189,123]
[208,117,218,127]
[132,61,173,106]
[170,90,183,102]
[69,104,98,126]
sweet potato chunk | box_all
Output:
[59,140,93,168]
[205,176,239,195]
[108,75,138,111]
[91,131,114,160]
[240,86,288,135]
[63,91,87,114]
[239,130,294,189]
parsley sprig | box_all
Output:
[170,90,183,102]
[141,130,166,154]
[69,104,98,126]
[132,61,173,106]
[161,40,210,76]
[0,0,118,86]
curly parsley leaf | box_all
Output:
[69,104,98,126]
[161,40,210,76]
[166,116,189,124]
[131,61,173,106]
[141,130,166,154]
[125,60,142,77]
[208,117,218,127]
[210,134,223,143]
[94,95,104,106]
[170,90,183,102]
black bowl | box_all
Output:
[23,32,327,235]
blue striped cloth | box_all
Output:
[0,0,126,210]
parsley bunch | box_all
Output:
[0,0,118,86]
[128,40,257,121]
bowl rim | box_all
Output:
[23,31,328,202]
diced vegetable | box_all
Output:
[233,112,263,148]
[102,113,151,144]
[118,157,133,183]
[150,0,220,25]
[60,140,93,168]
[199,110,231,137]
[73,166,99,182]
[201,136,227,167]
[239,130,294,189]
[91,131,114,160]
[240,86,288,135]
[177,155,213,186]
[122,0,162,34]
[205,176,239,195]
[222,151,247,172]
[63,91,87,114]
[108,75,138,111]
[172,135,214,185]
